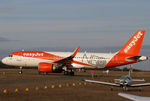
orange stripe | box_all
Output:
[11,51,96,67]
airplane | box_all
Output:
[1,30,148,75]
[83,68,150,91]
[118,93,150,101]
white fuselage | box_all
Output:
[2,51,115,69]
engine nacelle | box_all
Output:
[38,62,62,73]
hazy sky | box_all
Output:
[0,0,150,70]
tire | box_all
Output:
[64,71,68,75]
[70,72,74,76]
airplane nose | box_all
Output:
[1,58,7,64]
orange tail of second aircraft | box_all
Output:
[105,30,146,68]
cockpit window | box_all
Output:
[120,76,125,80]
[120,76,131,81]
[126,76,131,81]
[9,55,13,57]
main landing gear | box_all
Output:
[123,86,128,91]
[64,70,74,76]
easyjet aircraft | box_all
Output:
[1,30,148,75]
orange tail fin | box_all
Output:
[105,30,146,68]
[118,30,145,56]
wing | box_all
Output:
[130,83,150,87]
[83,79,120,87]
[114,79,120,81]
[118,93,141,101]
[114,79,121,83]
[54,46,80,65]
[118,93,150,101]
[132,79,145,82]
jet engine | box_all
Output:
[38,62,62,74]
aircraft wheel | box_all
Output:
[123,87,128,91]
[64,71,74,76]
[138,87,142,92]
[70,71,74,76]
[124,87,128,91]
[64,71,69,75]
[19,71,22,74]
[110,87,113,91]
[19,67,23,74]
[38,72,41,75]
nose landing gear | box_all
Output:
[19,67,23,74]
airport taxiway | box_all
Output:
[0,69,150,101]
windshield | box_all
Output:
[9,55,13,57]
[126,76,131,81]
[120,76,125,80]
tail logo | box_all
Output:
[124,31,143,53]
